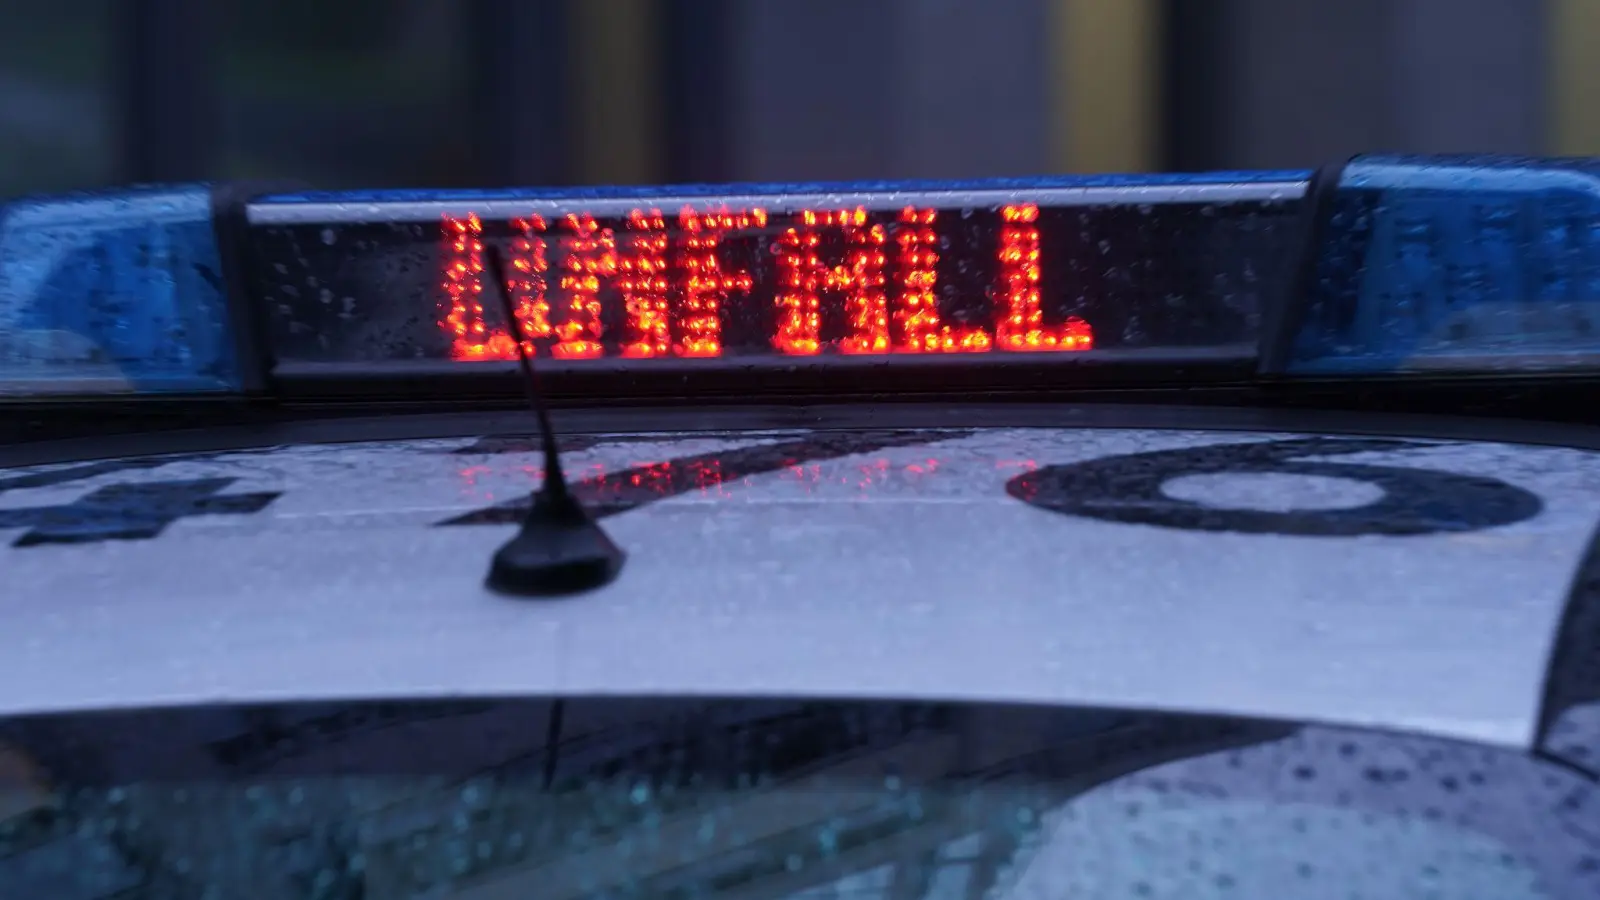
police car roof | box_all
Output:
[2,407,1598,752]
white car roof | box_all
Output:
[2,422,1597,750]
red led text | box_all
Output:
[441,205,1092,360]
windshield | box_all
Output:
[0,698,1593,899]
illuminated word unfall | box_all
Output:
[441,205,1092,360]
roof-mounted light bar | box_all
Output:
[8,156,1600,402]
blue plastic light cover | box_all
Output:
[1289,154,1600,374]
[0,185,240,396]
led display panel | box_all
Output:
[246,176,1308,369]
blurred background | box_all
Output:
[0,0,1592,199]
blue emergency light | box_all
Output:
[0,185,239,395]
[1288,155,1600,374]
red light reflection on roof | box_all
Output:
[455,452,1042,509]
[997,459,1043,500]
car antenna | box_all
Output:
[480,242,625,597]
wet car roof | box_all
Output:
[2,425,1598,748]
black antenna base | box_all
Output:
[486,490,626,597]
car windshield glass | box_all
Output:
[0,697,1595,899]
